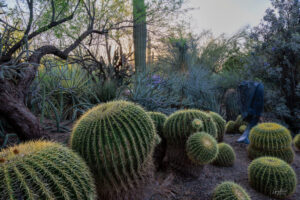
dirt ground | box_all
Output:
[49,131,300,200]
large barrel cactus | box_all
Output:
[248,157,297,199]
[163,109,217,144]
[209,111,226,142]
[147,111,167,135]
[213,181,251,200]
[212,143,236,167]
[70,101,156,199]
[293,134,300,150]
[186,132,218,165]
[248,123,294,163]
[0,141,96,200]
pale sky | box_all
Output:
[185,0,271,36]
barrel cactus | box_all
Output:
[239,125,247,133]
[163,109,217,144]
[213,143,236,167]
[147,111,167,135]
[213,181,251,200]
[248,123,294,163]
[248,157,297,199]
[70,100,156,199]
[209,111,226,142]
[226,115,247,134]
[0,141,96,200]
[191,118,203,132]
[225,121,235,133]
[186,132,218,165]
[293,134,300,150]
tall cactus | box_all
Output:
[0,141,96,200]
[70,101,156,199]
[133,0,147,73]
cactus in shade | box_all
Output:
[213,143,236,167]
[247,145,294,164]
[248,157,297,199]
[0,141,96,200]
[294,134,300,150]
[209,112,226,142]
[163,109,217,144]
[225,120,235,133]
[248,123,294,163]
[147,112,167,135]
[226,115,247,134]
[70,101,156,199]
[239,125,247,133]
[213,181,251,200]
[186,132,218,165]
[191,118,203,131]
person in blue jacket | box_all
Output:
[237,81,264,144]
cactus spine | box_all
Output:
[213,181,251,200]
[248,157,297,199]
[0,141,96,200]
[212,143,236,167]
[209,111,226,142]
[70,101,156,199]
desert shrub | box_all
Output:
[212,143,235,167]
[248,157,297,199]
[213,181,251,200]
[70,101,156,199]
[0,141,96,199]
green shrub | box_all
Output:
[147,112,167,135]
[163,109,217,145]
[186,132,218,165]
[248,157,297,199]
[213,143,235,167]
[209,111,226,142]
[213,181,251,200]
[0,141,96,200]
[293,134,300,150]
[70,100,156,198]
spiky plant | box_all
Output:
[226,115,247,134]
[147,112,167,136]
[0,141,96,200]
[209,111,226,142]
[248,157,297,199]
[163,109,217,144]
[293,134,300,150]
[186,132,218,165]
[213,143,236,167]
[70,100,156,199]
[239,125,247,133]
[225,121,235,133]
[191,118,203,132]
[213,181,251,200]
[249,123,292,150]
[247,145,294,164]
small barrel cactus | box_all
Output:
[225,121,235,133]
[226,115,247,134]
[239,125,247,133]
[248,157,297,199]
[70,101,156,199]
[213,143,236,167]
[0,141,96,200]
[294,134,300,150]
[163,109,217,144]
[186,132,218,165]
[191,118,203,132]
[209,112,226,142]
[147,111,167,135]
[249,123,292,150]
[213,181,251,200]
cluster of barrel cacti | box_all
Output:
[248,122,294,163]
[0,141,96,200]
[248,157,297,199]
[226,115,247,134]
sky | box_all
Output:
[185,0,271,36]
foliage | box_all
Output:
[212,143,235,167]
[186,132,218,165]
[212,181,251,200]
[0,141,96,199]
[248,156,297,199]
[70,101,155,198]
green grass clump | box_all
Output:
[213,143,235,167]
[0,141,96,200]
[248,123,294,163]
[209,111,226,142]
[163,109,217,144]
[248,157,297,199]
[70,100,156,198]
[147,111,167,135]
[186,132,218,165]
[213,181,251,200]
[294,134,300,150]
